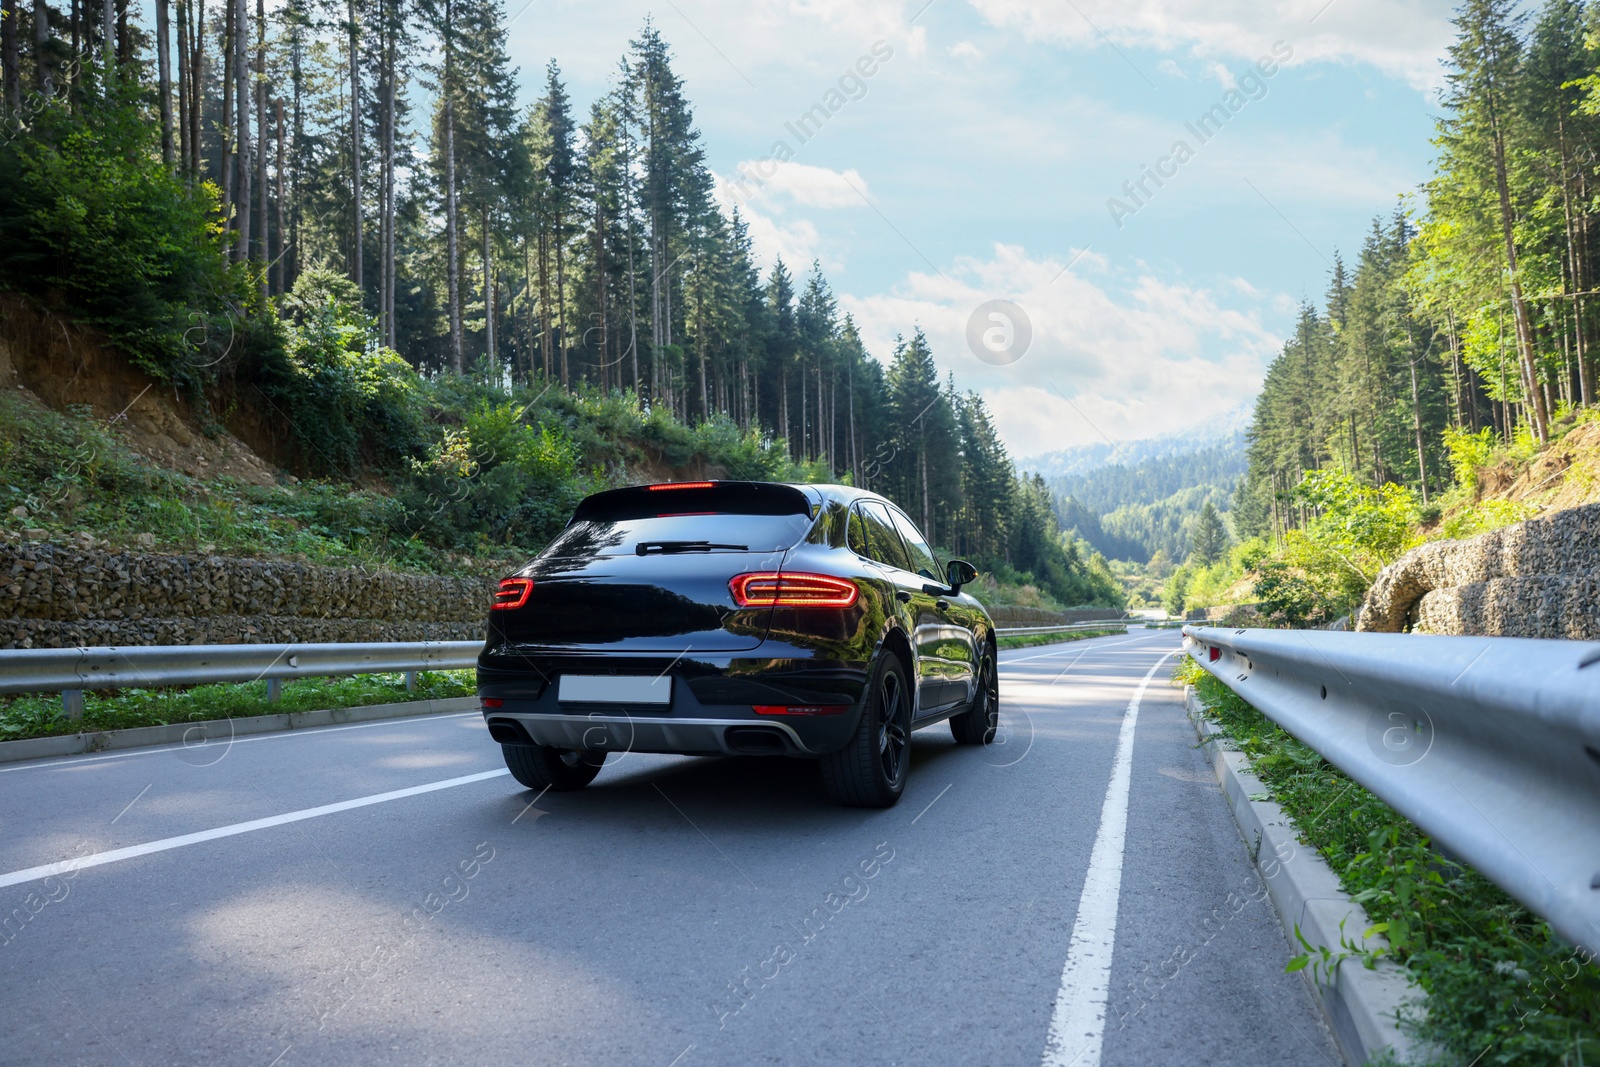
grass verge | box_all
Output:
[0,670,476,741]
[996,627,1127,651]
[1176,656,1598,1066]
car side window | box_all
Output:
[861,502,913,572]
[888,507,941,581]
[847,504,872,556]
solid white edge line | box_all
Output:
[0,768,510,889]
[0,711,483,775]
[1040,649,1177,1067]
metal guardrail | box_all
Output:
[995,621,1131,636]
[0,641,484,718]
[1183,625,1600,957]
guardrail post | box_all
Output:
[405,671,417,693]
[61,689,84,720]
[266,678,281,704]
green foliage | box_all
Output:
[0,89,251,392]
[1292,468,1419,579]
[1188,500,1228,565]
[1443,426,1498,493]
[0,671,475,740]
[1183,663,1600,1064]
[246,268,430,476]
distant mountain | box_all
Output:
[1018,401,1253,480]
[1021,402,1253,564]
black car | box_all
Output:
[476,480,998,807]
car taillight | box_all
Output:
[481,697,504,708]
[491,577,534,610]
[649,481,715,491]
[753,704,848,716]
[729,572,859,608]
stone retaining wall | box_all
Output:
[1,541,489,648]
[1358,503,1600,639]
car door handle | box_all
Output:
[896,591,912,603]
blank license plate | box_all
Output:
[558,674,672,704]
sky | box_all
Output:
[501,0,1457,459]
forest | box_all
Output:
[0,0,1121,607]
[1180,0,1600,624]
[1239,0,1598,535]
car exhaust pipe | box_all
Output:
[486,718,534,746]
[724,726,791,755]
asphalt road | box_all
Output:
[0,629,1339,1066]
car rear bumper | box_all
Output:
[476,645,872,757]
[485,712,823,756]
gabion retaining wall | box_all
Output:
[1,541,490,649]
[1358,503,1600,640]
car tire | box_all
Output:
[950,649,998,745]
[502,744,607,791]
[821,652,912,808]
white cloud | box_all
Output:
[711,173,833,272]
[1207,62,1237,90]
[838,243,1283,455]
[1157,58,1188,79]
[949,40,983,60]
[728,161,872,208]
[964,0,1455,90]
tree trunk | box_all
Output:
[483,209,495,371]
[445,94,461,372]
[381,2,395,348]
[346,0,361,293]
[176,0,189,167]
[1488,118,1548,442]
[219,0,233,226]
[1,0,19,114]
[188,0,203,175]
[1555,108,1590,408]
[156,0,172,161]
[98,0,110,74]
[233,0,250,265]
[274,99,286,296]
[33,0,51,94]
[595,195,606,394]
[556,211,568,387]
[1409,356,1429,505]
[252,0,265,297]
[537,226,551,378]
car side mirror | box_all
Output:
[945,559,978,593]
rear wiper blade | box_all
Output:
[635,540,749,555]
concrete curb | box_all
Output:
[1185,685,1428,1066]
[0,696,480,765]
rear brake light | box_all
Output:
[729,572,859,608]
[649,481,715,491]
[492,577,534,610]
[481,697,504,708]
[753,704,848,716]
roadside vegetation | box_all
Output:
[1178,657,1599,1065]
[0,671,476,742]
[994,627,1127,652]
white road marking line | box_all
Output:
[1001,635,1173,666]
[0,769,508,890]
[910,782,952,825]
[110,782,152,824]
[1041,650,1177,1067]
[0,712,482,775]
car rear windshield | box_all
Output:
[545,483,815,557]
